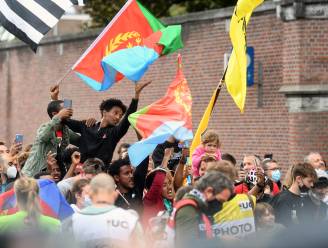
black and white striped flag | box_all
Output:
[0,0,86,52]
[70,0,86,6]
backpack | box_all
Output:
[148,198,213,248]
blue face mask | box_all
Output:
[271,170,281,182]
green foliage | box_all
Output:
[185,0,237,12]
[84,0,238,28]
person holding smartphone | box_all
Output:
[21,99,73,177]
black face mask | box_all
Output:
[299,184,310,194]
[206,199,222,216]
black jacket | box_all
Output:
[64,99,138,164]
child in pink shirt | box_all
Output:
[192,130,221,177]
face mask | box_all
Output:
[323,195,328,205]
[315,169,327,178]
[6,166,17,179]
[299,181,310,194]
[83,195,92,208]
[206,199,222,216]
[310,191,321,202]
[271,170,281,182]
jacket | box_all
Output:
[192,145,222,177]
[142,171,167,227]
[22,116,70,177]
[63,99,138,165]
[175,189,212,246]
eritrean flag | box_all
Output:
[72,0,167,91]
[128,55,193,166]
[101,25,183,82]
[0,179,73,221]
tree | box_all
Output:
[84,0,238,28]
[185,0,238,12]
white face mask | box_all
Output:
[315,169,327,179]
[6,166,17,179]
[323,195,328,205]
[83,195,92,208]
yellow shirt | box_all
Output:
[212,194,256,238]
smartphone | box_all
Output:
[185,158,192,185]
[246,169,257,185]
[178,140,191,149]
[15,134,23,144]
[186,175,192,185]
[184,140,190,149]
[63,99,72,108]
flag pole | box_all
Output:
[218,62,228,89]
[210,63,228,113]
[189,65,227,158]
[56,68,73,86]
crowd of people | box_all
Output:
[0,82,328,248]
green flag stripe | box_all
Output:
[128,105,150,128]
[136,1,165,32]
[159,25,184,55]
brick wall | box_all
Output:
[0,1,327,170]
[282,19,328,86]
[288,112,328,165]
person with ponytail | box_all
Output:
[0,177,60,232]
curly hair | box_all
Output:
[99,98,127,117]
[108,158,130,177]
[61,146,80,167]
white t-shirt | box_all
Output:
[57,177,75,198]
[71,205,140,247]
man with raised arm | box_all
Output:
[63,81,151,165]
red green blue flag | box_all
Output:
[0,179,73,220]
[128,55,193,166]
[101,25,183,82]
[72,0,169,91]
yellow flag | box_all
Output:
[190,86,221,157]
[225,0,264,112]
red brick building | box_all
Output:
[0,0,327,170]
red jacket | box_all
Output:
[234,182,280,195]
[142,171,167,227]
